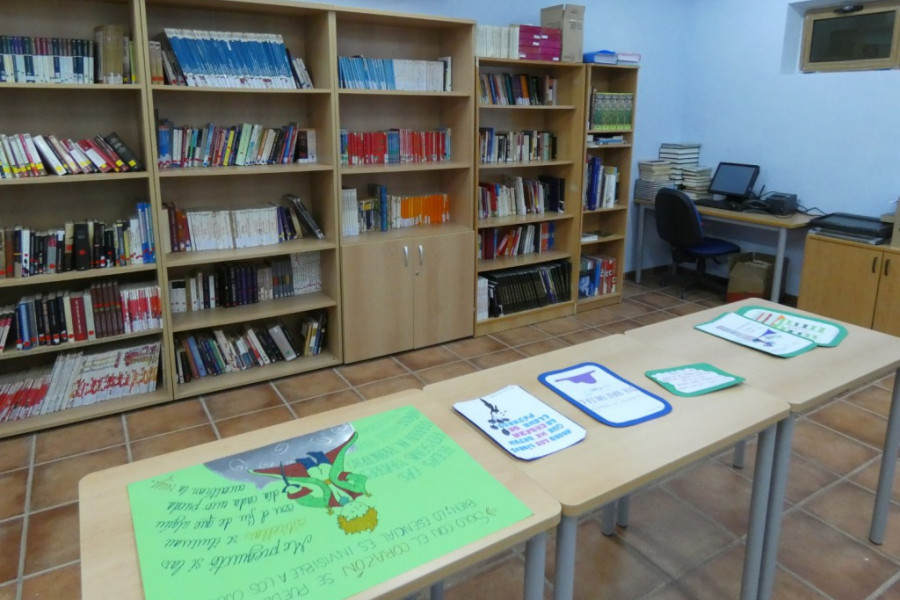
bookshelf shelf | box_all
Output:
[151,85,332,96]
[0,264,159,290]
[477,213,573,230]
[338,89,471,98]
[170,292,337,333]
[340,161,470,175]
[0,329,163,363]
[477,249,572,273]
[156,163,333,178]
[163,239,337,268]
[478,160,575,170]
[475,301,575,336]
[0,83,142,92]
[0,171,151,186]
[581,233,626,245]
[479,104,579,111]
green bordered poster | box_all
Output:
[127,405,532,600]
[645,362,744,397]
[735,305,847,347]
[694,312,817,357]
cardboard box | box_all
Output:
[726,252,785,302]
[541,4,585,63]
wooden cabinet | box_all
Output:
[577,64,638,311]
[474,59,584,335]
[342,230,474,363]
[334,9,476,361]
[798,234,900,335]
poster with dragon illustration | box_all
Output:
[127,405,532,600]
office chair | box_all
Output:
[654,187,741,298]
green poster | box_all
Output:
[127,405,532,600]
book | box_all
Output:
[285,194,325,239]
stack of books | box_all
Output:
[633,159,674,201]
[658,142,701,186]
[681,166,714,200]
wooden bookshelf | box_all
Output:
[474,58,585,335]
[577,64,638,310]
[334,8,476,363]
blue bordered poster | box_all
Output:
[538,362,671,427]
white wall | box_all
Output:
[325,0,900,295]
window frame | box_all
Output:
[801,2,900,72]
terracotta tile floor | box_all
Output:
[2,278,900,600]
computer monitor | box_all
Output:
[707,162,760,200]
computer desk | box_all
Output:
[626,298,900,600]
[422,334,789,600]
[633,198,812,301]
[79,389,560,600]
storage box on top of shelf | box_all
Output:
[540,4,585,63]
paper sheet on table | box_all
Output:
[695,312,817,357]
[538,362,671,427]
[735,306,847,347]
[645,362,744,397]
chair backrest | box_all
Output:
[654,187,703,247]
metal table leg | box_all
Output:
[757,415,796,600]
[524,532,547,600]
[740,424,776,600]
[553,515,578,600]
[870,366,900,544]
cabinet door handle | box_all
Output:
[885,258,891,277]
[403,245,409,268]
[418,244,424,266]
[873,256,879,273]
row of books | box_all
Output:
[175,313,325,382]
[0,208,156,279]
[478,221,556,260]
[340,186,450,235]
[163,194,323,253]
[479,72,558,106]
[0,131,141,179]
[5,282,161,352]
[515,24,563,62]
[159,29,302,89]
[588,91,634,131]
[0,342,160,423]
[477,175,565,219]
[339,128,451,166]
[476,24,563,61]
[477,260,572,320]
[584,158,618,210]
[478,128,557,164]
[156,121,316,169]
[168,252,322,313]
[0,26,133,85]
[337,56,451,92]
[681,165,713,200]
[578,254,618,298]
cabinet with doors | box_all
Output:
[334,7,476,363]
[577,64,638,310]
[798,233,900,336]
[474,58,585,335]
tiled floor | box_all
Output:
[2,277,900,600]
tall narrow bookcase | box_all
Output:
[577,64,638,311]
[335,9,476,363]
[474,58,585,335]
[0,0,168,437]
[141,0,343,399]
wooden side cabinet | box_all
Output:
[341,230,474,362]
[798,234,900,335]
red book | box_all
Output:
[69,292,87,341]
[77,139,112,173]
[92,135,127,172]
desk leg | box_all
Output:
[553,515,578,600]
[635,204,646,285]
[616,495,630,528]
[740,424,776,600]
[524,532,548,600]
[733,439,747,469]
[757,415,796,600]
[869,366,900,544]
[429,581,444,600]
[601,502,616,535]
[770,228,788,302]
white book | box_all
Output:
[267,322,297,361]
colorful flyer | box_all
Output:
[735,305,847,347]
[127,405,532,600]
[538,362,671,427]
[695,311,817,357]
[454,384,586,460]
[645,362,744,397]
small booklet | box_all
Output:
[734,305,847,347]
[645,362,744,397]
[695,311,817,357]
[453,384,586,460]
[538,362,671,427]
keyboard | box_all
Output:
[694,198,745,212]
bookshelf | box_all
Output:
[140,0,343,399]
[335,9,476,363]
[0,0,168,437]
[577,64,638,310]
[474,58,585,335]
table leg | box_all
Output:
[733,439,747,469]
[429,581,444,600]
[553,515,578,600]
[757,415,796,600]
[601,502,616,535]
[740,424,776,600]
[770,228,788,302]
[635,204,646,284]
[616,495,630,528]
[869,366,900,544]
[524,532,548,600]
